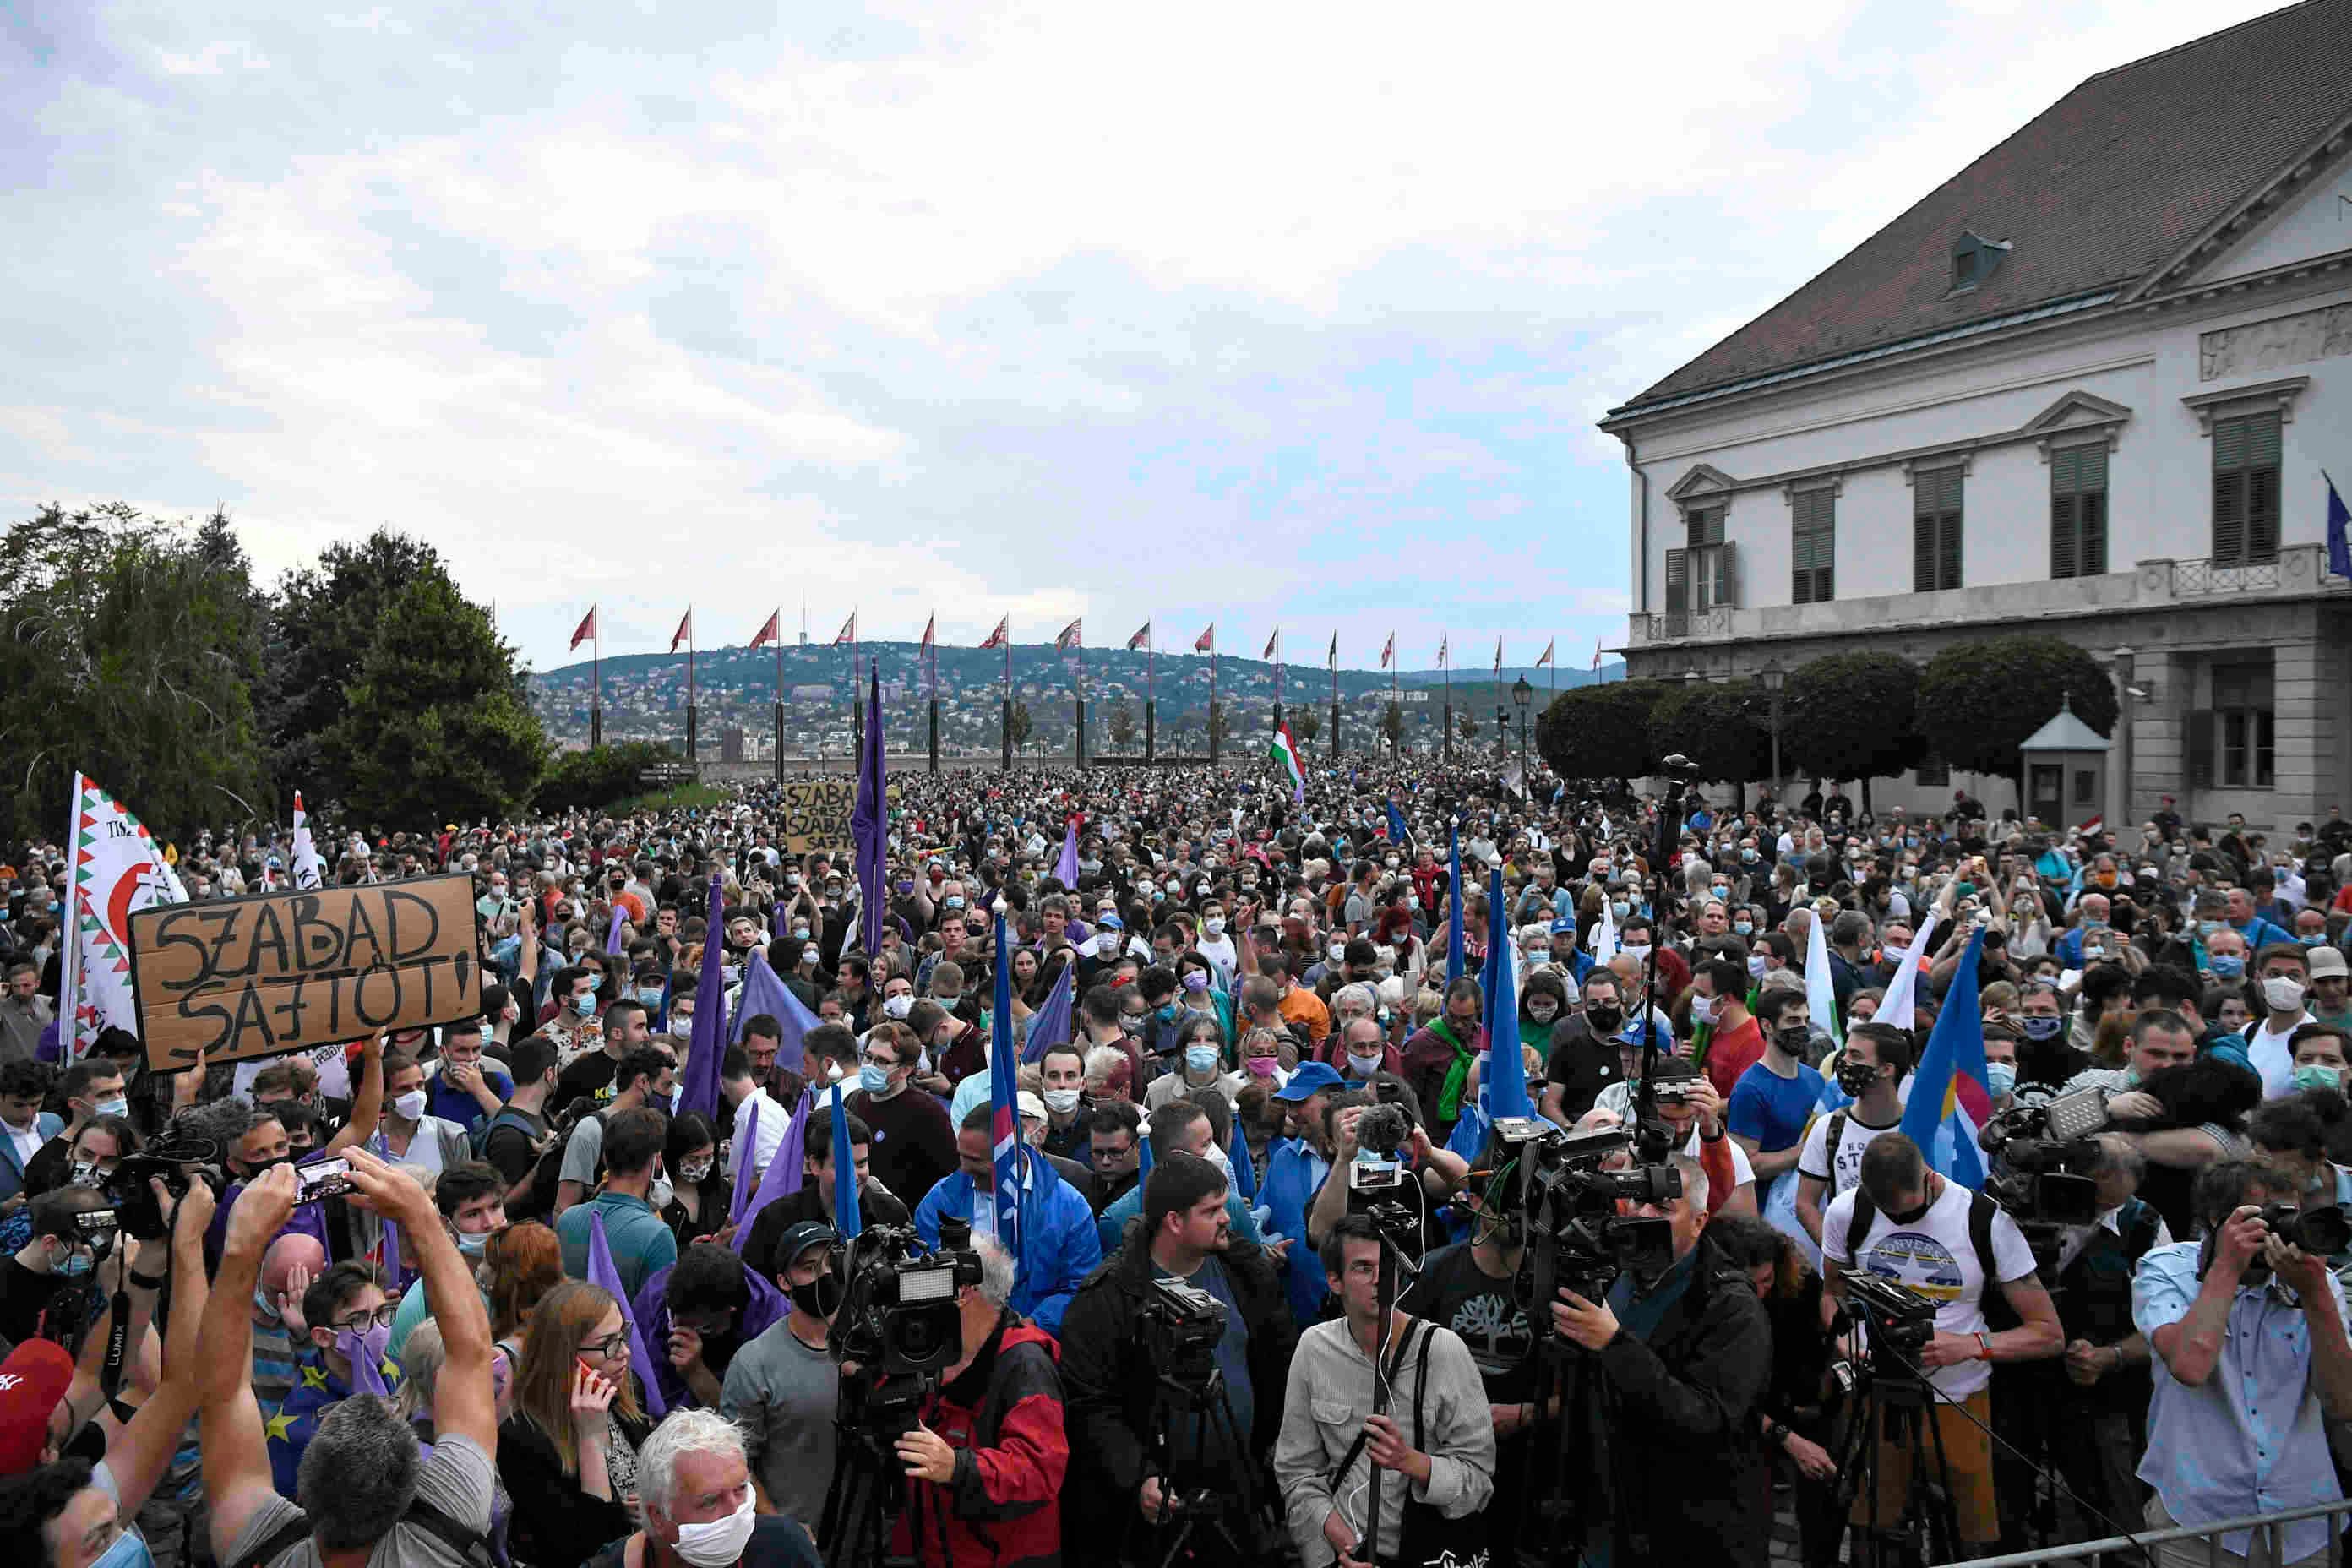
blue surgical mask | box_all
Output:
[89,1523,153,1568]
[456,1228,490,1257]
[859,1062,892,1095]
[2209,955,2246,977]
[1984,1060,2017,1098]
[638,987,664,1010]
[583,973,602,995]
[2300,934,2327,947]
[91,1097,128,1120]
[2293,1064,2342,1093]
[1184,1044,1222,1075]
[55,1244,93,1277]
[1733,921,1753,937]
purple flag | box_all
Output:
[732,1091,813,1255]
[851,664,887,957]
[729,1096,761,1225]
[1019,965,1074,1065]
[728,951,819,1077]
[1054,819,1078,886]
[378,1216,404,1294]
[605,905,626,956]
[678,878,727,1121]
[586,1211,668,1417]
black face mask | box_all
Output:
[1835,1059,1878,1098]
[1774,1026,1811,1054]
[1884,1196,1934,1226]
[789,1271,845,1321]
[1585,1005,1623,1034]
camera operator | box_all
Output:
[1059,1151,1297,1561]
[1821,1134,2062,1555]
[886,1233,1068,1568]
[2134,1160,2352,1565]
[1,1188,114,1348]
[1548,1151,1774,1566]
[1303,1079,1469,1259]
[1272,1214,1494,1568]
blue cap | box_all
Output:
[1549,917,1577,934]
[1097,913,1124,931]
[1273,1061,1345,1102]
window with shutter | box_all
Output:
[1914,466,1963,591]
[1715,539,1739,608]
[2050,445,2109,579]
[1664,548,1689,614]
[1792,489,1835,604]
[2212,413,2281,565]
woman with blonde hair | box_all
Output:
[497,1279,656,1568]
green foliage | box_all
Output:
[1381,701,1404,751]
[264,530,449,803]
[538,741,688,813]
[1918,636,2119,777]
[1649,681,1772,784]
[0,504,271,844]
[1008,700,1034,749]
[330,574,547,826]
[1534,679,1669,780]
[1292,708,1320,747]
[1783,653,1929,784]
[1107,700,1136,748]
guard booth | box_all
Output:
[2017,695,2110,829]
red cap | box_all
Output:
[0,1339,77,1475]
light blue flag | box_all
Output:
[832,1084,863,1240]
[1482,862,1535,1124]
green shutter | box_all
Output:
[2080,487,2107,575]
[2051,490,2078,580]
[1792,489,1834,604]
[1664,547,1689,613]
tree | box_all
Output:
[1649,681,1772,787]
[330,574,547,825]
[1918,636,2119,778]
[0,504,273,845]
[263,530,447,801]
[1382,702,1404,754]
[1106,700,1136,749]
[1206,704,1229,754]
[1008,700,1034,752]
[1457,711,1479,748]
[1293,709,1320,749]
[1534,679,1669,781]
[537,741,683,813]
[1780,652,1929,815]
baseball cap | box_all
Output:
[1273,1061,1345,1102]
[2309,945,2349,981]
[770,1220,839,1274]
[0,1339,76,1475]
[1016,1090,1047,1122]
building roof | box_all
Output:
[1616,0,2352,413]
[2017,700,2111,754]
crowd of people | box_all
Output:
[3,759,2352,1568]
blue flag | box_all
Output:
[2327,470,2351,580]
[988,907,1025,1253]
[1898,926,1994,1187]
[1482,861,1535,1123]
[677,878,727,1121]
[586,1211,667,1416]
[831,1084,863,1240]
[1021,964,1075,1065]
[852,663,887,957]
[1446,819,1466,991]
[728,950,820,1077]
[1386,800,1410,847]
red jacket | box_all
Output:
[892,1315,1067,1568]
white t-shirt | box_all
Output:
[2247,1012,2315,1100]
[1822,1177,2037,1402]
[1796,1106,1904,1198]
[1683,1127,1755,1192]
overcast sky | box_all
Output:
[0,1,2283,673]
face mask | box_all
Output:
[1184,1044,1222,1075]
[456,1228,490,1257]
[1611,901,1631,922]
[669,1492,760,1568]
[1182,972,1210,996]
[1773,1025,1810,1054]
[1165,880,1183,897]
[2020,1013,2065,1041]
[1984,1060,2018,1098]
[1348,1050,1385,1076]
[1741,847,1758,863]
[1203,1141,1233,1178]
[788,1270,847,1323]
[335,1320,393,1375]
[680,1160,714,1184]
[637,987,665,1010]
[583,973,603,995]
[1527,1001,1559,1022]
[1835,1059,1878,1098]
[2209,955,2246,977]
[1586,1004,1623,1034]
[2263,977,2307,1013]
[882,994,914,1020]
[1692,994,1719,1025]
[2294,1064,2343,1093]
[1621,944,1651,963]
[88,1523,153,1568]
[392,1089,429,1122]
[1243,1056,1277,1078]
[1204,917,1226,937]
[1043,1087,1083,1115]
[1733,920,1754,938]
[859,1062,895,1096]
[86,1095,129,1122]
[792,926,812,940]
[944,896,966,911]
[1094,931,1120,956]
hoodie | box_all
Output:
[630,1255,790,1411]
[890,1315,1068,1568]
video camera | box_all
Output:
[830,1219,982,1384]
[1979,1091,2107,1229]
[102,1136,225,1241]
[1490,1119,1679,1310]
[1136,1276,1228,1392]
[1843,1271,1940,1364]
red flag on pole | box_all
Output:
[569,607,597,650]
[1439,634,1450,669]
[670,609,693,654]
[1195,624,1215,654]
[920,615,935,651]
[1056,618,1083,651]
[1591,639,1602,670]
[1262,628,1279,660]
[1380,633,1394,669]
[832,611,858,645]
[979,616,1009,651]
[1127,622,1151,651]
[749,610,780,650]
[1536,640,1555,668]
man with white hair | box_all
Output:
[888,1234,1068,1566]
[586,1407,818,1568]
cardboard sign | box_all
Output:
[777,779,862,855]
[128,874,482,1070]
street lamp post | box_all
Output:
[1511,676,1532,782]
[1761,662,1786,793]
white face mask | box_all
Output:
[668,1493,758,1567]
[392,1089,428,1122]
[882,994,914,1020]
[2264,977,2306,1014]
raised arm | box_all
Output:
[104,1177,216,1520]
[340,1146,497,1451]
[200,1162,302,1560]
[321,1032,385,1155]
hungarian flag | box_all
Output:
[749,610,780,650]
[1056,618,1082,651]
[670,609,693,653]
[979,616,1009,651]
[1380,633,1394,669]
[569,607,597,650]
[58,774,187,1061]
[1268,724,1305,803]
[1126,622,1151,651]
[1195,623,1214,654]
[920,615,935,651]
[1536,640,1555,668]
[290,791,327,892]
[1262,628,1279,660]
[833,611,858,646]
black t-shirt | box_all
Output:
[1543,1021,1621,1126]
[1396,1239,1533,1402]
[480,1106,547,1187]
[846,1089,956,1211]
[553,1052,623,1114]
[21,1136,73,1200]
[0,1255,67,1345]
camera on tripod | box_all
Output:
[1979,1092,2107,1228]
[1136,1277,1227,1391]
[1491,1119,1680,1307]
[1843,1272,1939,1363]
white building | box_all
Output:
[1602,0,2351,830]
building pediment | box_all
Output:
[1664,463,1737,502]
[2017,389,2132,457]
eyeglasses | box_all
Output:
[860,1050,901,1070]
[330,1303,400,1333]
[582,1323,634,1359]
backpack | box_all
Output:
[1844,1180,2010,1327]
[511,1108,601,1222]
[240,1494,491,1568]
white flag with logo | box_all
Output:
[58,773,186,1060]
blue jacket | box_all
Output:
[631,1255,790,1411]
[912,1154,1101,1333]
[1259,1137,1335,1330]
[0,1113,63,1202]
[2233,915,2295,953]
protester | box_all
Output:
[720,1220,841,1528]
[498,1278,656,1568]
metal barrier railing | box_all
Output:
[1942,1497,2351,1566]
